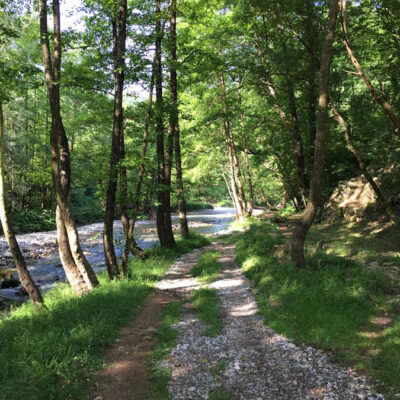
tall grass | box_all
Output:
[234,221,399,394]
[0,233,210,400]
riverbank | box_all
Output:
[0,234,211,400]
[0,208,238,307]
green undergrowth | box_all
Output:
[0,233,210,400]
[192,288,222,336]
[149,301,182,399]
[234,220,400,395]
[190,250,222,283]
[171,200,213,212]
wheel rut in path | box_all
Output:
[92,240,383,400]
[163,242,384,400]
[90,245,213,400]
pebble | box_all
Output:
[158,242,385,400]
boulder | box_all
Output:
[324,167,400,223]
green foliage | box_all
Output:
[235,221,400,394]
[190,250,222,283]
[192,288,222,336]
[277,205,297,218]
[0,234,209,400]
[171,200,214,212]
[7,209,55,233]
[70,188,103,224]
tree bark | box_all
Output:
[340,0,400,132]
[237,86,254,215]
[169,0,189,238]
[155,0,175,248]
[331,104,400,224]
[291,0,339,268]
[219,73,247,219]
[104,0,127,279]
[0,101,45,310]
[122,2,173,267]
[39,0,99,293]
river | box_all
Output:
[0,207,238,306]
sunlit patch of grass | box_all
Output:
[235,221,400,394]
[0,234,210,400]
[190,250,222,283]
[192,288,222,336]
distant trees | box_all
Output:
[1,0,399,286]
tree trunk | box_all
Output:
[340,0,400,132]
[0,102,45,310]
[122,1,173,266]
[170,0,189,238]
[104,0,127,279]
[219,73,247,219]
[155,0,175,248]
[221,167,239,220]
[291,0,339,268]
[56,206,89,296]
[331,104,399,224]
[237,86,254,215]
[39,0,99,293]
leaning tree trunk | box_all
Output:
[331,104,400,224]
[39,0,98,293]
[155,0,175,248]
[169,0,189,238]
[340,0,400,132]
[104,0,128,279]
[0,101,45,310]
[291,0,339,268]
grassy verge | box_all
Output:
[148,301,182,399]
[192,288,222,336]
[190,250,222,283]
[234,220,400,395]
[0,233,210,400]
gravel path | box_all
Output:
[159,241,384,400]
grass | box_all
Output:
[0,233,210,400]
[148,301,182,399]
[190,250,222,283]
[192,288,222,336]
[234,220,400,395]
[208,387,234,400]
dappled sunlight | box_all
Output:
[228,301,258,317]
[210,278,242,290]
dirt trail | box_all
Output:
[91,245,214,400]
[91,239,383,400]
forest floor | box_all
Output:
[90,216,393,399]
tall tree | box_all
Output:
[291,0,339,268]
[155,0,175,248]
[0,99,44,310]
[103,0,128,279]
[39,0,99,294]
[169,0,189,238]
